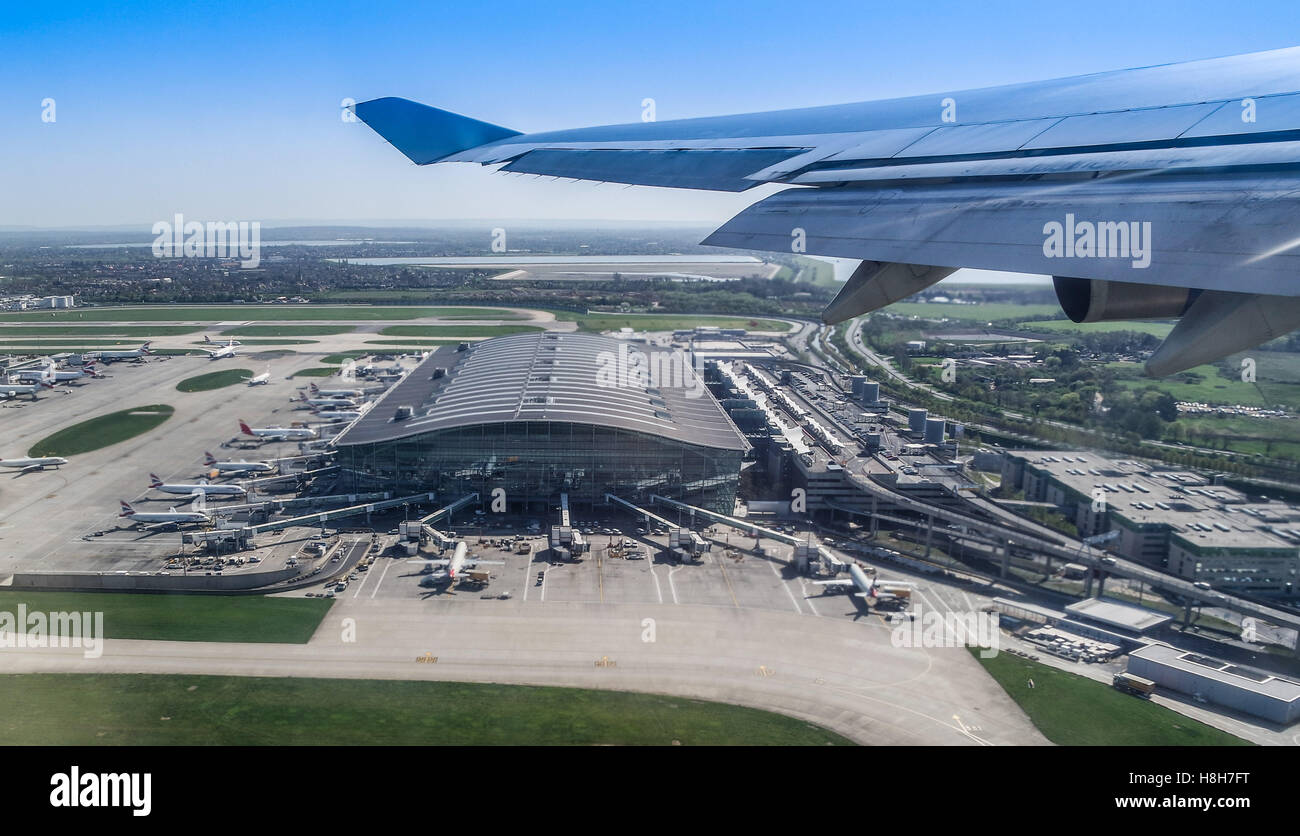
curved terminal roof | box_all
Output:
[332,332,748,452]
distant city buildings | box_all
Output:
[1,294,75,311]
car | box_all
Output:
[1193,581,1213,590]
[1100,557,1118,566]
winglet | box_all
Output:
[352,97,521,165]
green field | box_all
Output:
[973,649,1249,745]
[378,324,543,338]
[363,340,459,347]
[1113,363,1268,406]
[28,405,175,457]
[0,591,332,644]
[192,338,316,345]
[320,351,371,364]
[291,367,341,377]
[553,312,791,333]
[0,325,202,337]
[0,674,851,745]
[1018,319,1176,338]
[885,302,1064,321]
[220,324,356,337]
[0,305,524,323]
[176,368,254,392]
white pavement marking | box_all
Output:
[798,579,821,617]
[767,560,802,614]
[647,560,664,604]
[667,566,682,605]
[369,555,394,599]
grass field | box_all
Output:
[0,674,851,745]
[0,591,332,644]
[220,324,356,337]
[0,305,525,323]
[1113,363,1268,406]
[363,340,459,347]
[377,324,543,338]
[291,367,341,377]
[0,325,202,337]
[28,405,175,457]
[552,312,791,333]
[886,302,1064,321]
[972,649,1249,745]
[1018,319,1176,338]
[320,351,370,364]
[176,368,253,392]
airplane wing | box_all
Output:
[355,47,1300,375]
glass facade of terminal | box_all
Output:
[335,420,743,513]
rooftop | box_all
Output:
[332,332,749,452]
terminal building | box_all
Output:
[1001,450,1300,597]
[330,332,749,513]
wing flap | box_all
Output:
[500,148,807,191]
[703,173,1300,297]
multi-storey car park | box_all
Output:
[329,332,750,514]
[1002,450,1300,598]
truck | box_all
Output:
[1112,672,1156,698]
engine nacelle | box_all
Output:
[1053,277,1197,323]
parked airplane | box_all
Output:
[148,473,246,498]
[308,408,364,423]
[203,451,275,474]
[96,342,151,363]
[0,380,54,400]
[0,455,68,473]
[355,46,1300,376]
[14,361,101,384]
[814,564,915,600]
[238,420,317,441]
[200,340,238,361]
[309,383,367,398]
[409,541,503,587]
[248,367,271,386]
[294,391,356,409]
[119,498,211,529]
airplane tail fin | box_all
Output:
[309,383,320,395]
[352,97,522,165]
[141,342,152,354]
[204,335,213,343]
[203,451,217,465]
[239,420,254,435]
[119,500,135,516]
[149,473,163,487]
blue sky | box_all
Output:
[3,0,1298,228]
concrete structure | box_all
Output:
[1064,597,1172,634]
[1002,450,1300,597]
[331,333,749,513]
[1127,643,1300,724]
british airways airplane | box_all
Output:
[354,47,1300,377]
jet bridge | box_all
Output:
[395,493,480,553]
[648,494,842,572]
[244,491,457,536]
